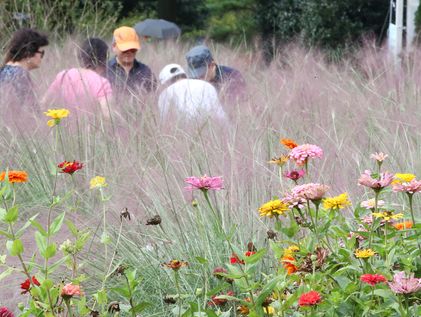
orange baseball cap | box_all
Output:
[113,26,141,51]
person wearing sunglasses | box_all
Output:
[107,26,156,95]
[0,28,48,109]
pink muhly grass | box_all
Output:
[388,271,421,294]
[284,169,305,181]
[184,175,224,191]
[288,144,323,165]
[292,183,329,201]
[358,170,394,190]
[392,179,421,194]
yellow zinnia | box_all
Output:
[355,249,375,258]
[372,211,403,221]
[90,176,107,189]
[283,245,299,257]
[323,192,351,210]
[392,173,416,184]
[44,108,70,127]
[268,155,289,167]
[263,306,275,315]
[258,199,289,218]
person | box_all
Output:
[0,28,48,109]
[158,63,226,121]
[44,38,112,117]
[107,26,156,94]
[185,45,245,101]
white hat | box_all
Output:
[159,63,186,85]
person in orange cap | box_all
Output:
[107,26,156,94]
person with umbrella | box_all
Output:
[107,26,156,95]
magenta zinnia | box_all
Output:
[289,144,323,165]
[388,271,421,294]
[360,274,387,286]
[358,170,394,190]
[0,307,14,317]
[185,175,223,191]
[292,183,329,202]
[284,169,305,181]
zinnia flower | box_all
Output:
[323,193,351,209]
[58,161,83,175]
[281,255,298,275]
[20,276,40,294]
[292,183,329,202]
[162,260,188,271]
[230,251,255,264]
[213,267,227,279]
[360,274,387,286]
[392,173,416,184]
[284,169,305,181]
[358,170,394,191]
[360,198,385,210]
[370,152,388,162]
[393,221,413,230]
[268,155,289,167]
[184,175,223,191]
[283,245,299,257]
[355,248,375,258]
[208,291,234,306]
[372,211,403,221]
[44,108,70,127]
[289,144,323,165]
[61,283,82,298]
[388,271,421,294]
[282,192,306,209]
[392,179,421,194]
[258,199,289,218]
[280,138,298,149]
[0,307,14,317]
[0,170,28,183]
[90,176,107,189]
[298,291,322,306]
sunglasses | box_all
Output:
[36,50,45,58]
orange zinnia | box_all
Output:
[0,170,28,183]
[280,138,298,149]
[393,221,413,230]
[281,256,298,274]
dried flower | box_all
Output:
[44,108,70,127]
[184,175,223,191]
[266,230,277,240]
[289,144,323,165]
[393,221,413,230]
[162,260,188,271]
[20,276,40,294]
[259,199,289,218]
[388,271,421,294]
[146,215,161,225]
[107,302,120,313]
[280,138,298,149]
[298,291,322,306]
[268,155,289,167]
[57,160,83,175]
[358,170,394,190]
[90,176,107,189]
[299,247,328,272]
[0,170,28,183]
[292,183,329,202]
[360,274,387,286]
[0,307,14,317]
[360,198,385,210]
[61,283,82,298]
[323,193,351,209]
[120,208,131,221]
[284,169,305,181]
[163,296,177,304]
[370,152,388,162]
[237,304,250,315]
[355,249,375,258]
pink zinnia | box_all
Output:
[370,152,388,162]
[358,170,394,190]
[392,179,421,194]
[292,183,329,201]
[282,192,306,209]
[388,271,421,294]
[360,274,387,286]
[289,144,323,165]
[61,283,82,298]
[360,198,385,210]
[0,307,14,317]
[284,169,305,181]
[298,291,322,306]
[184,175,223,191]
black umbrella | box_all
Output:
[134,19,181,39]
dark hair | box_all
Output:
[4,28,49,63]
[78,38,108,69]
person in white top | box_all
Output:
[158,64,226,121]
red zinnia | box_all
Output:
[360,274,387,286]
[208,291,234,306]
[20,276,40,294]
[58,161,83,175]
[230,253,244,265]
[298,291,322,307]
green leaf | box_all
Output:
[31,219,47,236]
[15,214,39,238]
[4,206,19,223]
[65,219,79,236]
[49,212,65,235]
[111,286,131,298]
[195,256,208,264]
[35,231,47,255]
[0,267,14,281]
[255,275,283,306]
[244,248,267,264]
[130,302,151,313]
[0,230,13,239]
[7,239,24,256]
[269,241,283,259]
[43,243,57,259]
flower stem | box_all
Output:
[174,271,182,317]
[369,190,380,248]
[407,193,421,253]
